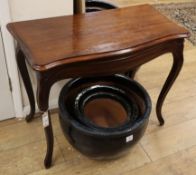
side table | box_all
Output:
[7,4,189,168]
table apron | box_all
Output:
[37,39,183,83]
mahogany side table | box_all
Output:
[7,4,189,168]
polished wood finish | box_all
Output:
[156,40,184,125]
[7,4,189,168]
[43,111,54,169]
[7,5,188,71]
[16,48,35,122]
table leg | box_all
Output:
[127,67,140,79]
[156,40,184,125]
[16,49,35,122]
[42,111,54,169]
[17,49,54,168]
[37,79,54,168]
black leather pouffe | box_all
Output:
[58,75,151,159]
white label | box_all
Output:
[126,135,133,143]
[42,112,49,128]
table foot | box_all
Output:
[25,113,35,123]
[16,49,35,122]
[156,41,184,126]
[42,111,54,169]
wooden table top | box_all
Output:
[7,4,189,71]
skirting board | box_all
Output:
[22,98,58,119]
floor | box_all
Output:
[1,0,196,175]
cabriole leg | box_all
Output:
[16,48,35,122]
[156,40,184,125]
[42,111,54,168]
[37,78,54,168]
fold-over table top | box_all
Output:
[8,4,189,71]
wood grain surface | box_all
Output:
[7,4,189,71]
